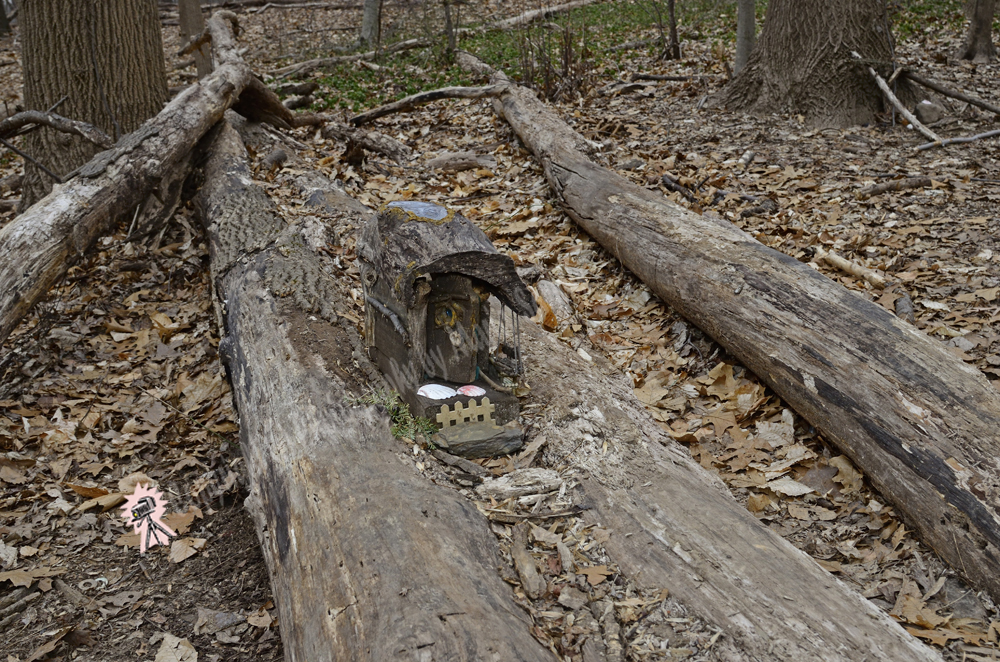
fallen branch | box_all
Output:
[489,0,598,29]
[631,73,704,82]
[0,110,114,148]
[915,128,1000,151]
[902,70,1000,117]
[856,176,931,199]
[852,52,941,144]
[321,120,412,162]
[198,119,556,661]
[350,83,508,126]
[271,37,429,78]
[814,247,887,289]
[0,11,256,346]
[486,63,1000,605]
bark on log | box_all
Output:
[489,73,1000,604]
[197,119,555,662]
[517,311,940,661]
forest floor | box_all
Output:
[3,0,1000,660]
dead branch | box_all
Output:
[320,120,412,162]
[0,110,114,148]
[814,247,887,289]
[271,37,429,78]
[852,52,941,144]
[915,128,1000,151]
[631,73,703,82]
[489,0,598,29]
[349,84,508,126]
[0,10,255,346]
[486,58,1000,606]
[857,176,931,199]
[903,70,1000,116]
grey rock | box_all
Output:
[914,100,946,125]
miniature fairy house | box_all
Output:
[356,201,537,456]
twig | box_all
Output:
[350,83,508,126]
[0,137,63,183]
[902,71,1000,117]
[0,110,114,148]
[661,172,697,202]
[915,129,1000,151]
[857,176,931,199]
[851,52,941,144]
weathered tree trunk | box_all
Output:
[179,0,213,78]
[518,314,940,661]
[359,0,382,49]
[19,0,168,208]
[490,75,1000,605]
[0,12,250,347]
[734,0,755,74]
[197,119,555,662]
[713,0,899,126]
[959,0,996,62]
[0,2,10,35]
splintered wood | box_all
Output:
[437,398,496,427]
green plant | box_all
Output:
[347,388,439,440]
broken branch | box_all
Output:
[902,70,1000,117]
[349,84,508,126]
[857,176,932,199]
[0,110,114,148]
[915,128,1000,151]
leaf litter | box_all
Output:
[2,0,1000,660]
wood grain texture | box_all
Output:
[198,120,555,662]
[0,12,249,347]
[490,75,1000,605]
[519,317,940,661]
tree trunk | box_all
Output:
[713,0,898,127]
[490,74,1000,605]
[19,0,168,208]
[0,12,252,348]
[197,119,556,662]
[0,2,10,35]
[664,0,679,59]
[959,0,996,62]
[179,0,213,78]
[734,0,755,74]
[359,0,381,49]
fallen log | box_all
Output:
[197,119,555,661]
[321,120,412,162]
[0,110,113,148]
[517,310,940,661]
[273,137,941,659]
[350,84,508,126]
[271,37,429,78]
[0,11,253,347]
[488,71,1000,604]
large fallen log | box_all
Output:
[0,11,251,347]
[488,72,1000,603]
[518,311,940,661]
[228,119,940,660]
[196,119,555,661]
